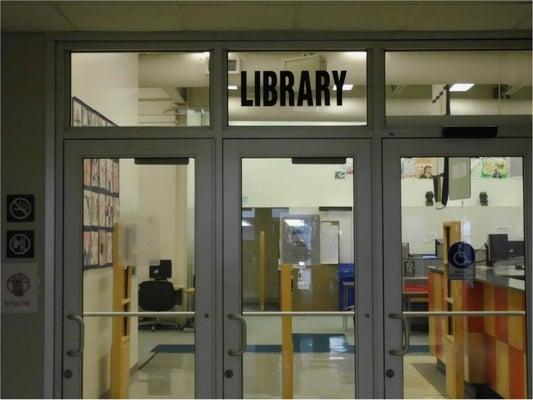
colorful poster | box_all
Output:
[99,229,107,267]
[83,190,91,227]
[90,192,99,226]
[90,159,99,187]
[90,231,99,266]
[98,194,105,226]
[83,231,91,266]
[106,159,113,192]
[99,159,106,189]
[106,232,113,264]
[83,159,91,186]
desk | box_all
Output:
[403,284,428,310]
[427,266,527,398]
[341,281,355,330]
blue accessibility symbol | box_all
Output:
[448,242,475,269]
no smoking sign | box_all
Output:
[7,194,34,222]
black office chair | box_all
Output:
[138,280,179,331]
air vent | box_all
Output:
[206,57,240,74]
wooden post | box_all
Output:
[443,221,465,399]
[280,264,294,399]
[110,224,131,398]
[259,231,266,311]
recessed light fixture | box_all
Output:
[284,219,306,227]
[449,83,474,92]
[228,85,238,90]
[333,84,354,91]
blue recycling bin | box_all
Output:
[338,263,355,311]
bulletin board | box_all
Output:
[73,97,120,269]
[82,159,120,269]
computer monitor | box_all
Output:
[487,234,509,266]
[149,259,172,280]
[435,239,443,258]
[508,240,525,259]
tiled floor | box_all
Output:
[403,355,446,399]
[128,318,444,399]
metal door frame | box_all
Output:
[222,138,373,398]
[61,138,216,398]
[382,137,532,398]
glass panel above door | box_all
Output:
[227,51,367,126]
[71,52,210,127]
[386,50,532,117]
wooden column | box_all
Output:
[443,221,465,399]
[110,224,131,398]
[259,231,266,311]
[280,264,294,399]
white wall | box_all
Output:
[401,177,524,254]
[242,159,355,263]
[242,159,353,208]
[119,160,193,298]
[71,53,139,125]
[241,159,525,261]
[387,98,533,116]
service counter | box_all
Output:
[427,265,526,398]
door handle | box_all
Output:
[388,313,410,356]
[67,314,85,357]
[228,313,247,356]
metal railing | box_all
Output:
[388,310,526,356]
[82,311,194,317]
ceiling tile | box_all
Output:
[57,1,183,31]
[1,1,531,33]
[178,3,299,31]
[296,3,420,31]
[514,15,532,30]
[407,2,531,31]
[1,2,75,31]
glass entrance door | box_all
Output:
[222,139,373,398]
[61,139,215,398]
[383,138,531,399]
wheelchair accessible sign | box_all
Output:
[448,241,475,281]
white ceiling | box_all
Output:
[1,1,531,32]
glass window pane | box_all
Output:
[228,51,367,126]
[386,51,532,116]
[400,156,527,399]
[71,52,210,127]
[82,158,196,398]
[242,158,355,398]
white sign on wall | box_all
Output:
[2,263,38,313]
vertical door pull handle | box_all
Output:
[228,313,247,356]
[388,313,410,356]
[67,314,85,357]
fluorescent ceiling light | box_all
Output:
[284,219,306,227]
[449,83,474,92]
[241,220,252,227]
[228,85,238,90]
[333,84,354,91]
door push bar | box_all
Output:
[66,314,85,357]
[388,310,526,356]
[83,311,195,317]
[228,313,247,356]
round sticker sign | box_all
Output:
[448,241,475,269]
